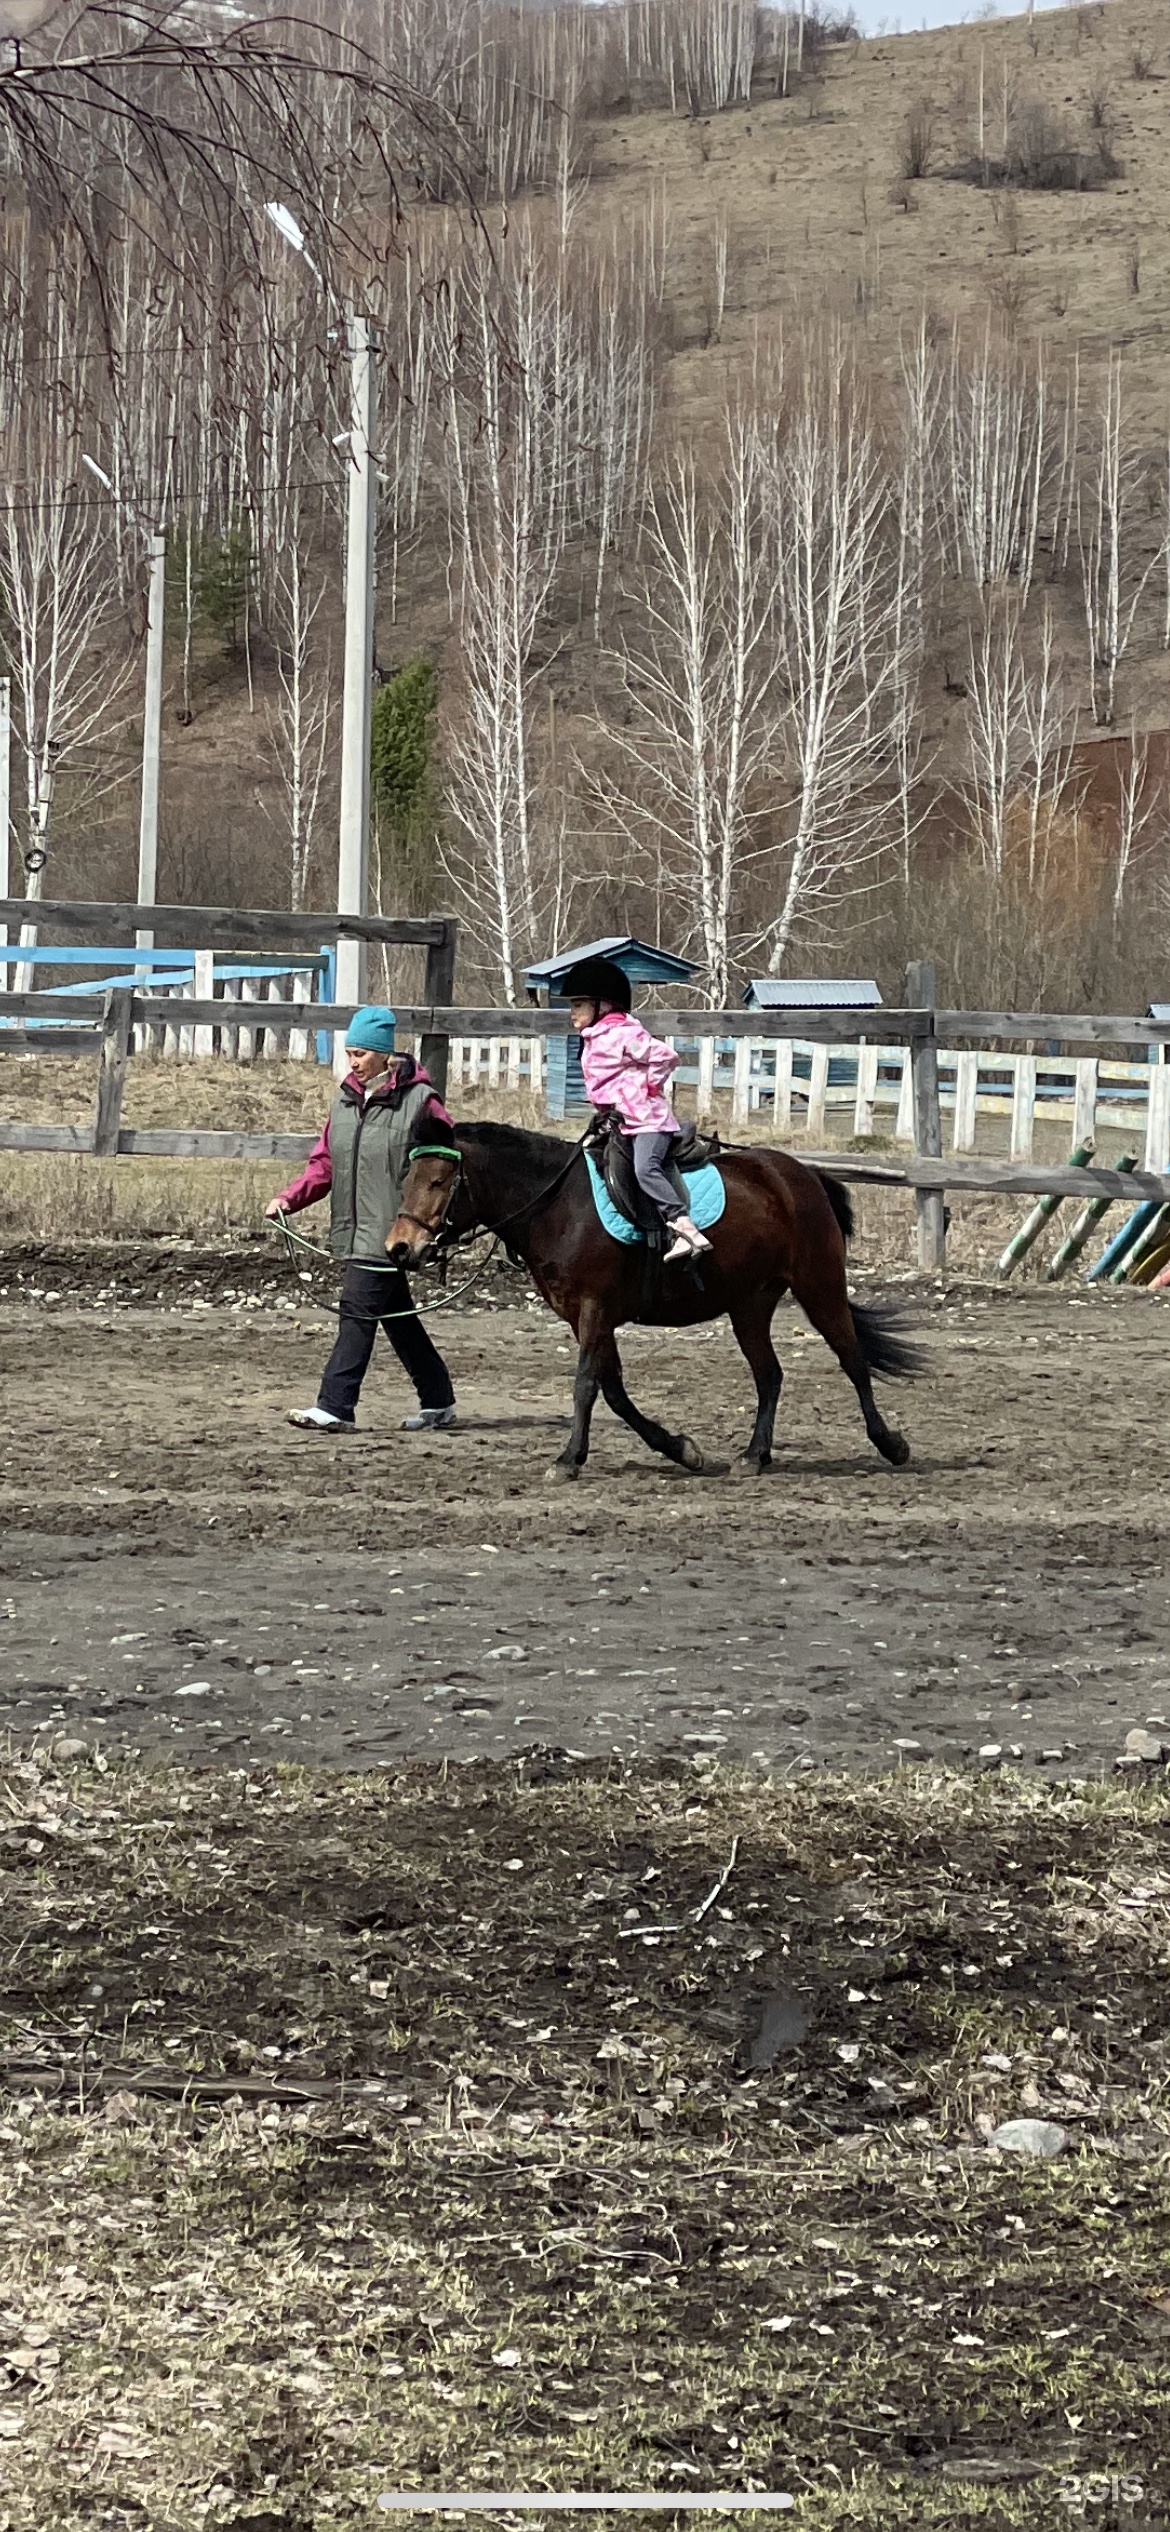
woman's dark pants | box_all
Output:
[317,1261,455,1424]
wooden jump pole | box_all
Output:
[996,1138,1094,1278]
[1045,1151,1136,1281]
[1089,1198,1162,1283]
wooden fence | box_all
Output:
[2,919,1170,1269]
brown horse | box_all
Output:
[389,1122,921,1481]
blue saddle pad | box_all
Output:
[584,1152,726,1247]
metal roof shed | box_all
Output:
[743,978,884,1009]
[524,937,699,1117]
[524,936,698,998]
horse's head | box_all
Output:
[386,1145,467,1266]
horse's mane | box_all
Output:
[457,1119,577,1167]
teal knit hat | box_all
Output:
[345,1004,397,1053]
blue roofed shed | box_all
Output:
[523,936,699,1117]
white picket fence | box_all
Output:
[137,955,321,1062]
[137,994,1170,1174]
[441,1031,1170,1172]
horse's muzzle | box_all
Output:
[385,1225,428,1268]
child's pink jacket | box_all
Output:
[579,1009,680,1134]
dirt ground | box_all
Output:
[2,1260,1168,1782]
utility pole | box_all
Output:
[334,310,377,1071]
[137,529,166,960]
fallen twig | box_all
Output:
[0,2055,402,2107]
[694,1835,740,1923]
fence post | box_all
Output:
[193,949,215,1059]
[420,917,457,1098]
[93,986,134,1157]
[697,1031,716,1116]
[1011,1053,1037,1161]
[732,1035,753,1128]
[1145,1052,1170,1172]
[906,958,945,1272]
[853,1039,878,1137]
[1073,1056,1098,1149]
[773,1038,793,1132]
[953,1049,978,1152]
[806,1041,829,1139]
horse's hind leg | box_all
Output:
[595,1331,705,1473]
[789,1263,911,1468]
[728,1289,785,1471]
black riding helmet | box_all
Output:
[561,957,632,1014]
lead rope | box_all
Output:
[269,1210,506,1323]
[267,1125,591,1323]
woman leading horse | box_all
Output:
[386,1119,921,1483]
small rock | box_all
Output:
[484,1645,527,1663]
[174,1681,212,1698]
[50,1736,89,1762]
[989,2117,1069,2160]
[0,2411,22,2439]
[102,2090,140,2125]
[978,1743,1003,1762]
[1124,1729,1166,1764]
[778,1705,810,1725]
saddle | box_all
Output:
[587,1113,721,1238]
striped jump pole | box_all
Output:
[1086,1198,1161,1284]
[996,1138,1094,1280]
[1123,1204,1170,1284]
[1045,1152,1137,1281]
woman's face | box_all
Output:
[346,1045,394,1085]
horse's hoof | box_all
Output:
[735,1449,771,1476]
[678,1435,705,1473]
[881,1431,911,1468]
[547,1459,579,1484]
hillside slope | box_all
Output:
[41,0,1170,1005]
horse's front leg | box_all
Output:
[550,1341,600,1482]
[596,1332,706,1473]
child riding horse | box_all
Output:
[564,956,711,1265]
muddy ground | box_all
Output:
[2,1255,1167,1780]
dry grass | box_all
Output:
[0,1057,1150,1277]
[1,1748,1168,2530]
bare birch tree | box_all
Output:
[0,260,132,972]
[599,417,776,1002]
[760,340,905,969]
[945,323,1051,602]
[1077,349,1154,727]
[440,241,579,998]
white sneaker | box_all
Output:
[403,1406,457,1431]
[288,1406,353,1431]
[666,1218,712,1261]
[664,1231,692,1263]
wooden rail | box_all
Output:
[4,950,1170,1269]
[0,898,453,950]
[5,994,1170,1044]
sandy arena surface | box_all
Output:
[1,1261,1167,1780]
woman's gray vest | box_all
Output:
[328,1077,434,1260]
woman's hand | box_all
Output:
[264,1197,287,1221]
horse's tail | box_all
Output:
[850,1302,926,1382]
[816,1169,854,1244]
